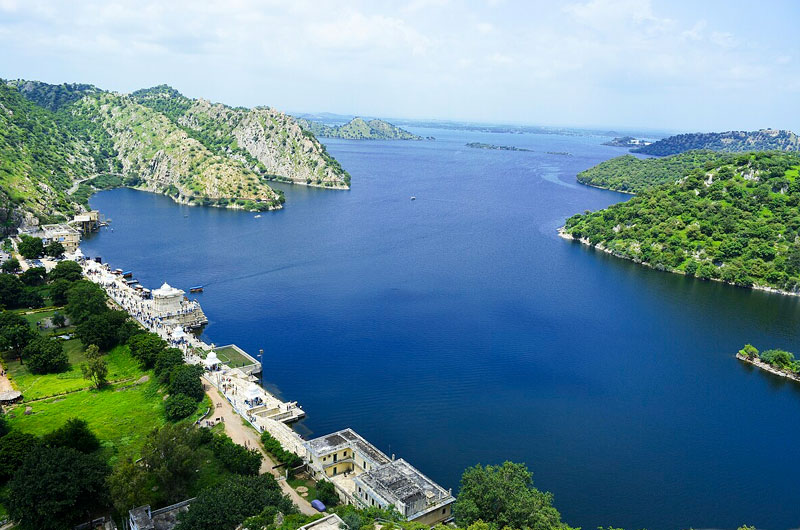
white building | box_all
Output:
[152,282,185,313]
[41,224,81,253]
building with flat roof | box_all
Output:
[41,224,81,253]
[303,429,454,525]
[298,513,348,530]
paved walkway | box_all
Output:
[203,378,317,516]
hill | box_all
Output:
[0,80,353,232]
[563,151,800,294]
[576,150,734,194]
[632,129,800,156]
[297,116,422,140]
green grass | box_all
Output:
[288,477,318,502]
[214,345,254,368]
[5,343,144,401]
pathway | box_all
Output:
[203,378,317,516]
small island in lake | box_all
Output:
[297,116,423,140]
[602,136,652,148]
[737,344,800,382]
[466,142,531,152]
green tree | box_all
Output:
[6,445,110,530]
[43,418,101,453]
[51,311,67,328]
[127,332,167,369]
[48,260,83,283]
[0,273,24,309]
[65,280,107,323]
[1,257,20,273]
[17,235,44,259]
[0,411,9,438]
[140,423,204,503]
[155,347,185,383]
[19,267,46,286]
[168,363,205,401]
[738,344,759,360]
[211,433,262,475]
[75,309,128,351]
[316,479,340,507]
[0,311,36,360]
[165,393,198,421]
[44,240,65,258]
[107,457,154,515]
[454,462,571,530]
[175,474,296,530]
[81,344,108,389]
[0,431,40,482]
[48,278,72,306]
[22,336,69,374]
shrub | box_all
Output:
[212,433,262,476]
[22,336,69,374]
[164,393,198,421]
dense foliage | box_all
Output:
[211,433,263,476]
[261,431,303,473]
[739,344,799,374]
[577,150,733,194]
[632,129,800,156]
[564,152,800,292]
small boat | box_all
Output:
[113,268,123,275]
[122,271,133,278]
[189,285,204,293]
[125,279,138,285]
[254,214,262,219]
[410,196,416,201]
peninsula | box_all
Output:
[736,344,800,383]
[632,129,800,156]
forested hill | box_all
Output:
[563,151,800,294]
[632,129,800,156]
[577,150,734,194]
[0,79,352,233]
[297,117,422,140]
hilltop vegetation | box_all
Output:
[633,129,800,156]
[0,79,353,232]
[564,151,800,293]
[298,116,422,140]
[577,150,734,194]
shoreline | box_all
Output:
[557,227,800,298]
[575,179,636,195]
[736,353,800,383]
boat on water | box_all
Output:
[254,214,262,219]
[113,268,123,275]
[189,285,204,293]
[410,196,416,200]
[122,270,133,278]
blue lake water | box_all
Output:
[82,127,800,530]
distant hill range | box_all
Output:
[297,117,424,140]
[0,79,351,233]
[632,129,800,156]
[602,136,652,148]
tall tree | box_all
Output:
[22,336,69,374]
[65,280,107,323]
[0,274,24,309]
[17,235,43,259]
[0,311,36,360]
[44,240,65,258]
[48,260,83,283]
[81,344,108,389]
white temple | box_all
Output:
[152,282,184,314]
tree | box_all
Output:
[48,278,72,306]
[165,393,198,421]
[17,235,43,259]
[0,311,36,359]
[211,433,262,476]
[155,347,185,383]
[0,431,40,482]
[22,336,68,374]
[0,411,8,438]
[315,480,340,507]
[169,364,205,402]
[127,332,167,369]
[44,240,65,258]
[108,457,154,515]
[6,445,110,530]
[81,344,108,389]
[1,257,20,273]
[0,273,24,309]
[175,474,296,530]
[19,267,46,286]
[140,423,204,503]
[43,418,101,453]
[739,344,759,360]
[65,280,107,323]
[453,462,571,530]
[52,311,67,328]
[75,310,129,351]
[48,260,83,283]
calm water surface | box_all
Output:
[83,128,800,530]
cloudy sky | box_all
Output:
[1,0,798,132]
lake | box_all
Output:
[82,127,800,530]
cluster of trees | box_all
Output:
[565,152,800,291]
[577,150,734,194]
[260,431,303,475]
[631,129,800,156]
[0,417,108,530]
[17,235,65,260]
[739,344,799,374]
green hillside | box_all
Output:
[632,129,800,156]
[298,116,422,140]
[563,151,800,293]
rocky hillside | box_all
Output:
[131,85,350,188]
[297,117,422,140]
[632,129,800,156]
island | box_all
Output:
[602,136,652,148]
[562,151,800,295]
[297,116,423,140]
[632,128,800,156]
[737,344,800,382]
[466,142,531,152]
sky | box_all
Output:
[1,0,798,132]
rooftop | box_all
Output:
[356,458,454,518]
[42,223,80,235]
[299,513,348,530]
[305,428,391,467]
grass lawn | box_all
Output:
[214,345,254,368]
[288,477,319,502]
[5,342,144,401]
